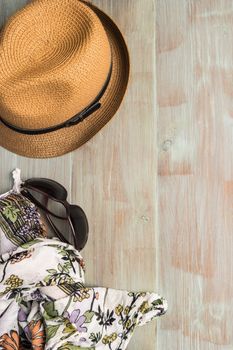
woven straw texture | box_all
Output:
[0,0,129,158]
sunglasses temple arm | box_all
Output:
[46,213,70,245]
[42,198,76,247]
[67,216,80,250]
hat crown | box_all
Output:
[0,0,112,129]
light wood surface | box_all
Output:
[1,0,232,349]
[157,0,233,349]
[0,0,158,349]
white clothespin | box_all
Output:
[12,168,23,193]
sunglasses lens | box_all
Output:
[48,206,88,250]
[24,187,45,204]
[24,188,67,219]
[46,198,67,218]
[49,216,75,244]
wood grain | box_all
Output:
[157,0,233,349]
[0,0,158,349]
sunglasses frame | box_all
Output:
[22,182,70,219]
[21,181,87,250]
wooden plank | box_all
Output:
[157,0,233,349]
[0,0,158,349]
[73,1,158,349]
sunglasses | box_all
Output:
[21,178,89,251]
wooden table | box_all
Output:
[0,1,232,349]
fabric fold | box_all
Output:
[0,238,167,350]
[0,172,167,350]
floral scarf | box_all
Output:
[0,171,167,350]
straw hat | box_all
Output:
[0,0,129,158]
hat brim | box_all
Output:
[0,2,130,158]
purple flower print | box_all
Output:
[18,308,27,322]
[64,309,87,333]
[18,308,30,340]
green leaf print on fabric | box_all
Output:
[56,244,85,274]
[58,263,64,273]
[63,319,76,335]
[83,311,95,323]
[60,322,76,341]
[89,332,101,344]
[20,239,43,249]
[47,269,58,274]
[43,302,59,320]
[44,267,75,286]
[46,325,60,342]
[43,246,83,287]
[95,306,116,329]
[57,342,94,350]
[2,205,20,223]
[152,298,164,306]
